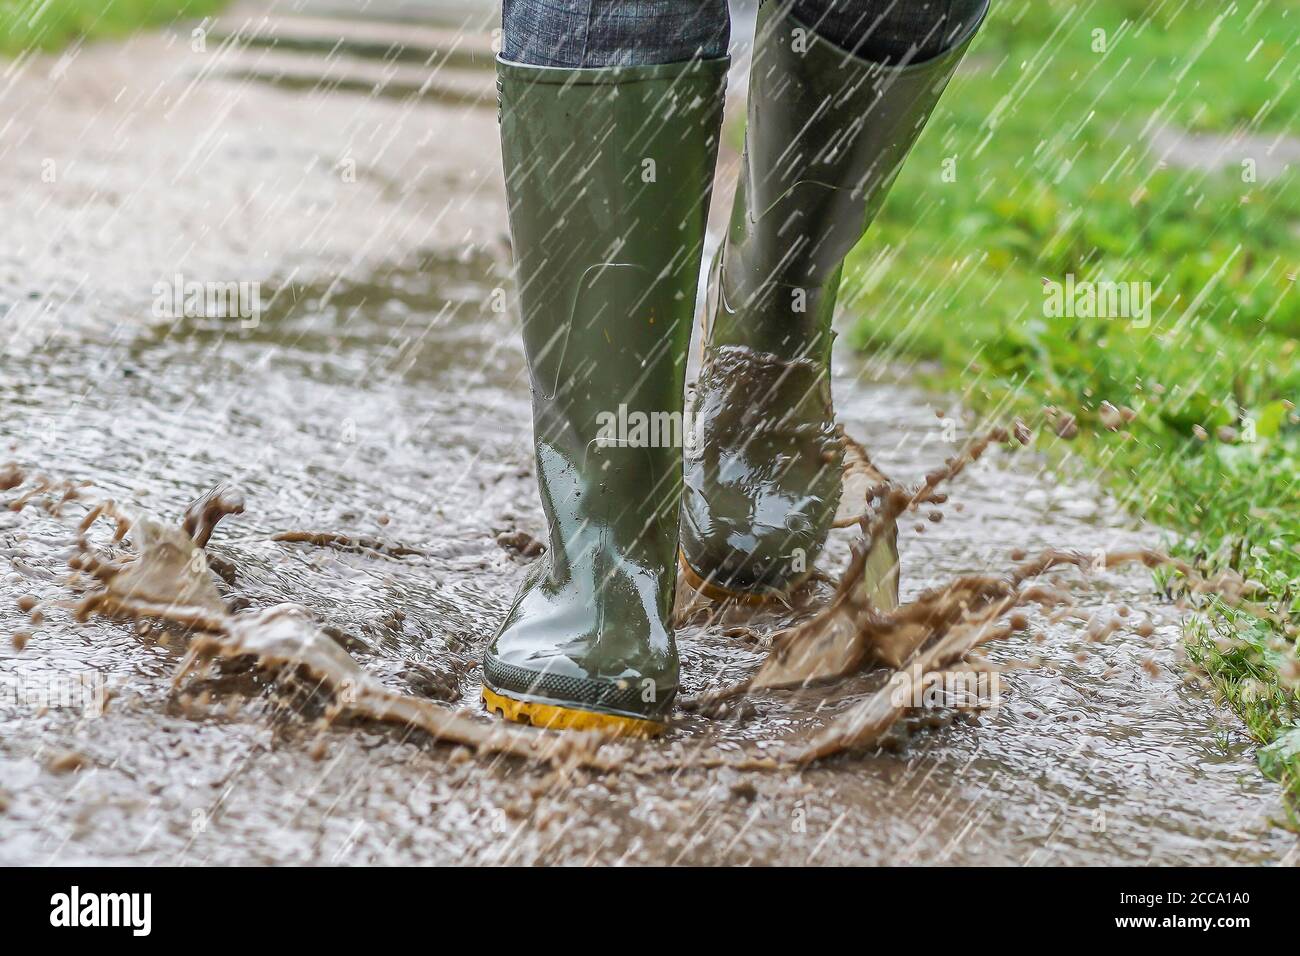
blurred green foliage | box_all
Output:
[845,0,1300,809]
[0,0,227,56]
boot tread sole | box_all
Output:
[481,686,665,737]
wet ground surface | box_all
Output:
[1,4,1297,865]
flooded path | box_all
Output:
[1,4,1296,865]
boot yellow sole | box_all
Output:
[677,549,809,605]
[481,686,665,738]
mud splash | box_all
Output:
[9,472,632,771]
[2,415,1264,776]
[679,423,1265,761]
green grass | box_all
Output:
[844,0,1300,807]
[0,0,227,57]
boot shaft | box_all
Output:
[498,57,727,568]
[713,1,988,360]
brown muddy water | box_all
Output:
[1,15,1297,866]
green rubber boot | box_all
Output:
[483,56,727,734]
[680,1,986,600]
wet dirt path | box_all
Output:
[1,8,1296,865]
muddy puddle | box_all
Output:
[5,256,1295,863]
[2,13,1297,866]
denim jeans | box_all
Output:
[502,0,988,68]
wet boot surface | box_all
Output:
[681,3,986,597]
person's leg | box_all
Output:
[680,0,990,599]
[484,3,729,732]
[789,0,988,64]
[502,0,730,67]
